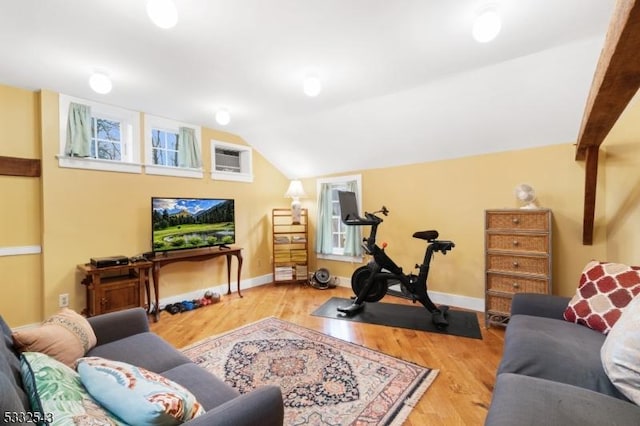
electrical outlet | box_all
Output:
[59,293,69,308]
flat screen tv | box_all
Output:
[151,197,235,253]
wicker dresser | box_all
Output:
[484,209,552,327]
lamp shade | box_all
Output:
[285,180,307,199]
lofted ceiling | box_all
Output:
[0,0,616,178]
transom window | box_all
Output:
[144,114,203,179]
[58,94,141,174]
[151,129,179,167]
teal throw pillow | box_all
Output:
[77,357,205,426]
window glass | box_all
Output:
[151,129,179,167]
[92,117,122,161]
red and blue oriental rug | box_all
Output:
[182,317,437,425]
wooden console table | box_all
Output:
[78,261,152,317]
[148,247,243,321]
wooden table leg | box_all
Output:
[226,252,243,297]
[236,251,243,298]
[143,268,151,315]
[151,264,160,322]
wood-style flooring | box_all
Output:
[149,284,505,425]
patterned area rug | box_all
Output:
[182,317,438,425]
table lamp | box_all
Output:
[285,180,306,224]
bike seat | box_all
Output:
[412,230,439,241]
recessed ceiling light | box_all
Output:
[473,7,501,43]
[303,76,322,97]
[89,72,112,94]
[147,0,178,29]
[215,109,231,126]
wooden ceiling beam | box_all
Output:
[576,0,640,161]
[575,0,640,245]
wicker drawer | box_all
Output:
[486,273,548,294]
[485,209,552,328]
[486,211,550,231]
[486,253,549,276]
[486,292,513,315]
[486,233,549,253]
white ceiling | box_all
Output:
[0,0,615,178]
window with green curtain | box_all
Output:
[315,177,362,257]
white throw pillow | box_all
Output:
[601,294,640,404]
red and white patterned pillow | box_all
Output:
[563,261,640,334]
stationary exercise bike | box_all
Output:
[336,191,455,329]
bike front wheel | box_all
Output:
[351,266,387,302]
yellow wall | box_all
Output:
[38,90,288,319]
[603,100,640,264]
[2,82,639,326]
[1,86,288,325]
[0,85,43,325]
[311,143,611,300]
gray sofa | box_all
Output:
[485,293,640,425]
[1,308,284,426]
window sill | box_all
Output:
[211,170,254,183]
[145,164,204,179]
[57,156,142,174]
[317,253,363,263]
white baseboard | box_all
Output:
[151,272,485,313]
[333,276,484,312]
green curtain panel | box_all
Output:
[65,102,92,157]
[343,180,362,257]
[177,127,202,168]
[315,183,334,254]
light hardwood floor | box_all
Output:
[149,284,505,425]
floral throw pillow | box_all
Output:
[77,357,205,426]
[563,260,640,334]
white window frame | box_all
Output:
[211,140,254,183]
[58,94,141,173]
[144,114,203,179]
[316,174,363,263]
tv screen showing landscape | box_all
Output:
[152,197,235,253]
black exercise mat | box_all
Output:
[312,297,482,340]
